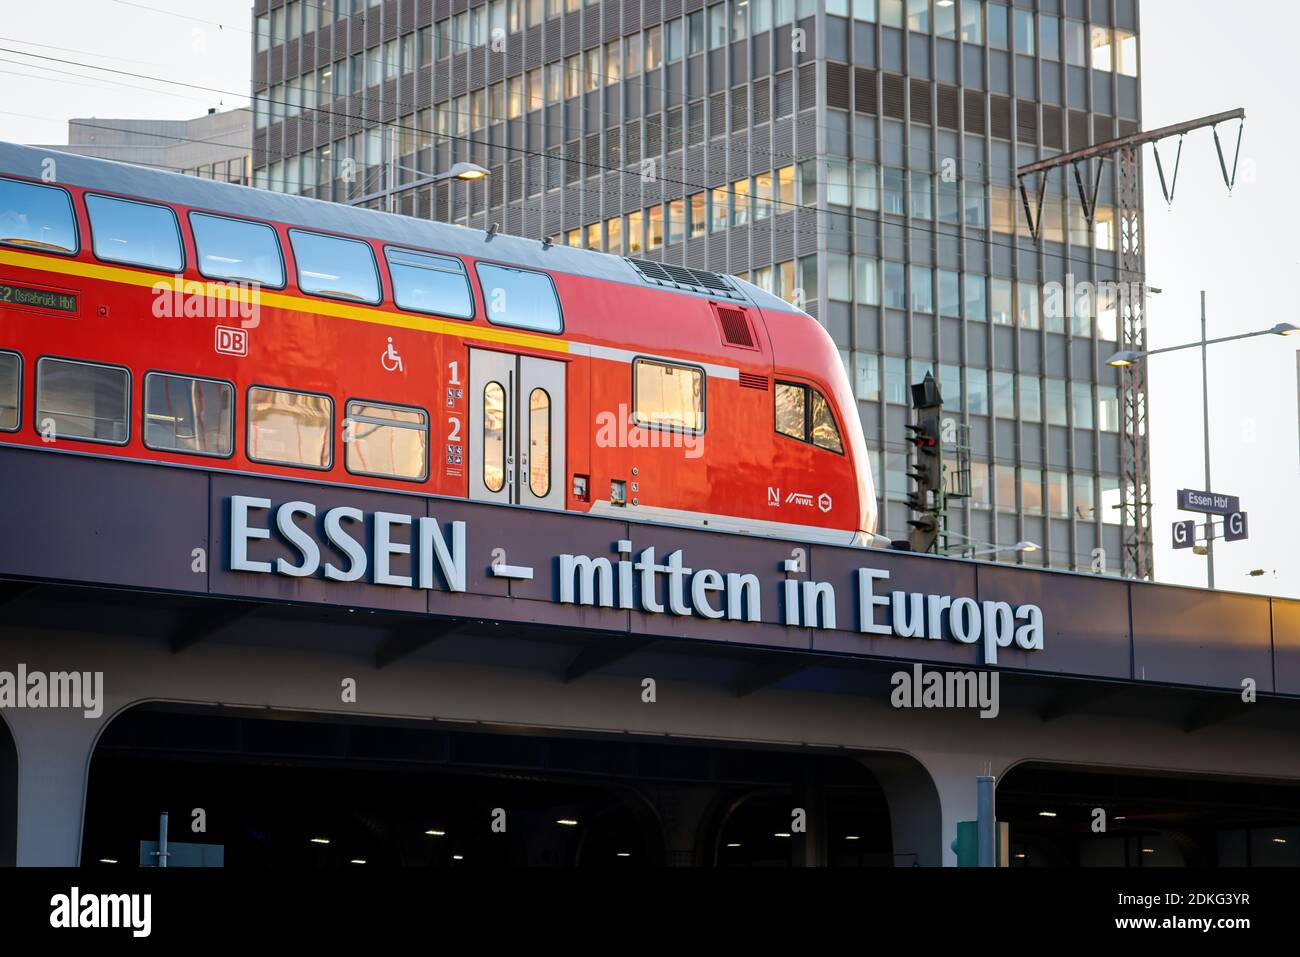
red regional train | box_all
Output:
[0,142,880,546]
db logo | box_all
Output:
[215,326,248,356]
[818,493,833,513]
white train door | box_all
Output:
[468,349,566,510]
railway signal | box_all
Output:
[906,374,944,554]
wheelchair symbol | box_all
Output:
[381,337,404,373]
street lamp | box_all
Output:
[964,541,1040,558]
[940,535,1040,558]
[1103,292,1297,589]
[379,124,493,210]
[432,161,489,182]
[1105,322,1300,367]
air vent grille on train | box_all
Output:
[715,307,756,349]
[738,372,769,391]
[626,258,746,301]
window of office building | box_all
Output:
[967,368,989,415]
[965,274,987,321]
[1046,470,1070,518]
[1013,9,1035,55]
[884,356,908,404]
[856,258,880,306]
[883,261,906,310]
[1098,385,1121,432]
[1071,382,1094,429]
[856,353,880,401]
[938,270,960,317]
[829,254,853,302]
[1039,378,1065,426]
[991,278,1013,325]
[1020,375,1042,423]
[1021,467,1043,515]
[911,265,934,313]
[1018,281,1040,330]
[994,464,1017,511]
[992,371,1015,418]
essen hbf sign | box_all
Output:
[228,495,1045,666]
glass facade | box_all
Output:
[251,0,1143,574]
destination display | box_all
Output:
[0,281,77,313]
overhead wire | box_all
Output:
[0,43,1132,282]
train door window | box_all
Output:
[35,357,130,445]
[774,382,806,441]
[289,229,382,303]
[775,381,843,454]
[633,358,704,432]
[0,178,78,255]
[344,400,429,481]
[143,372,233,456]
[85,194,184,272]
[247,386,333,469]
[190,212,286,287]
[482,381,506,492]
[385,247,473,318]
[475,262,563,332]
[528,387,550,496]
[0,352,19,431]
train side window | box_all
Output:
[247,386,333,469]
[810,390,844,453]
[0,351,20,431]
[190,212,286,288]
[35,357,130,445]
[385,247,473,319]
[0,178,78,255]
[483,381,506,492]
[143,372,233,457]
[344,400,429,482]
[774,381,844,454]
[289,229,381,304]
[85,194,184,272]
[633,358,705,433]
[774,382,806,441]
[475,262,563,333]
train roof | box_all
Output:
[1,140,803,316]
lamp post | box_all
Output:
[1106,295,1298,589]
[372,126,491,212]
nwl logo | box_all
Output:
[785,492,814,507]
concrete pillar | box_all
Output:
[793,759,827,867]
[921,753,1013,867]
[0,714,15,866]
[5,705,102,866]
[864,752,944,866]
[864,751,1013,867]
[644,785,719,867]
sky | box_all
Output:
[0,0,1295,597]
